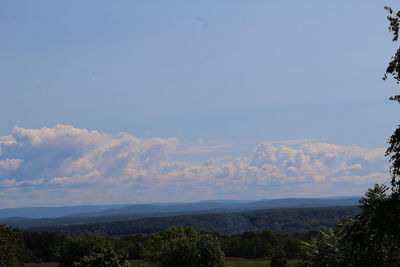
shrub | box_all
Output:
[143,226,224,267]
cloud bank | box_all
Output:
[0,125,388,208]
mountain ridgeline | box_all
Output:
[0,197,360,230]
[27,206,360,236]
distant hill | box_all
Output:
[0,197,360,219]
[26,206,361,236]
[0,197,361,229]
[69,197,360,218]
[0,204,127,219]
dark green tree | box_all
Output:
[0,225,23,267]
[300,228,343,267]
[59,234,106,267]
[300,184,400,266]
[339,184,400,266]
[270,247,288,267]
[383,6,400,195]
[23,231,65,262]
[282,236,302,259]
[73,247,130,267]
[58,233,128,267]
[143,226,225,267]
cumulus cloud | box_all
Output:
[0,125,389,208]
[0,158,23,173]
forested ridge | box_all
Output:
[27,206,360,237]
[0,197,360,229]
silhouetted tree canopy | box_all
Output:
[384,6,400,192]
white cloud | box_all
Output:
[0,178,44,187]
[0,135,17,156]
[264,138,322,145]
[0,158,23,173]
[174,144,232,155]
[0,125,390,207]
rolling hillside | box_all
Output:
[27,205,360,236]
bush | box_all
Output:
[59,233,129,267]
[73,247,130,267]
[270,248,288,267]
[143,226,225,267]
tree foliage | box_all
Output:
[73,247,130,267]
[143,226,225,267]
[300,184,400,266]
[270,247,289,267]
[15,227,308,263]
[300,228,343,267]
[58,233,129,267]
[58,233,107,267]
[29,206,359,237]
[384,6,400,192]
[300,7,400,266]
[0,225,23,267]
[23,231,65,262]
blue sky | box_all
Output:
[1,1,400,207]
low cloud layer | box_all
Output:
[0,125,389,208]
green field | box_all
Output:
[24,258,301,267]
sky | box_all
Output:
[1,0,400,208]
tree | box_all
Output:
[23,231,65,262]
[300,184,400,266]
[338,184,400,266]
[270,247,288,267]
[282,236,302,259]
[143,226,225,267]
[384,6,400,194]
[300,7,400,266]
[73,247,130,267]
[300,228,343,267]
[58,233,129,267]
[0,225,23,267]
[59,234,107,267]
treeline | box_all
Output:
[1,224,311,265]
[28,206,360,237]
[2,182,400,266]
[2,183,398,266]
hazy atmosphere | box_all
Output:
[1,0,400,208]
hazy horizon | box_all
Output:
[0,195,362,210]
